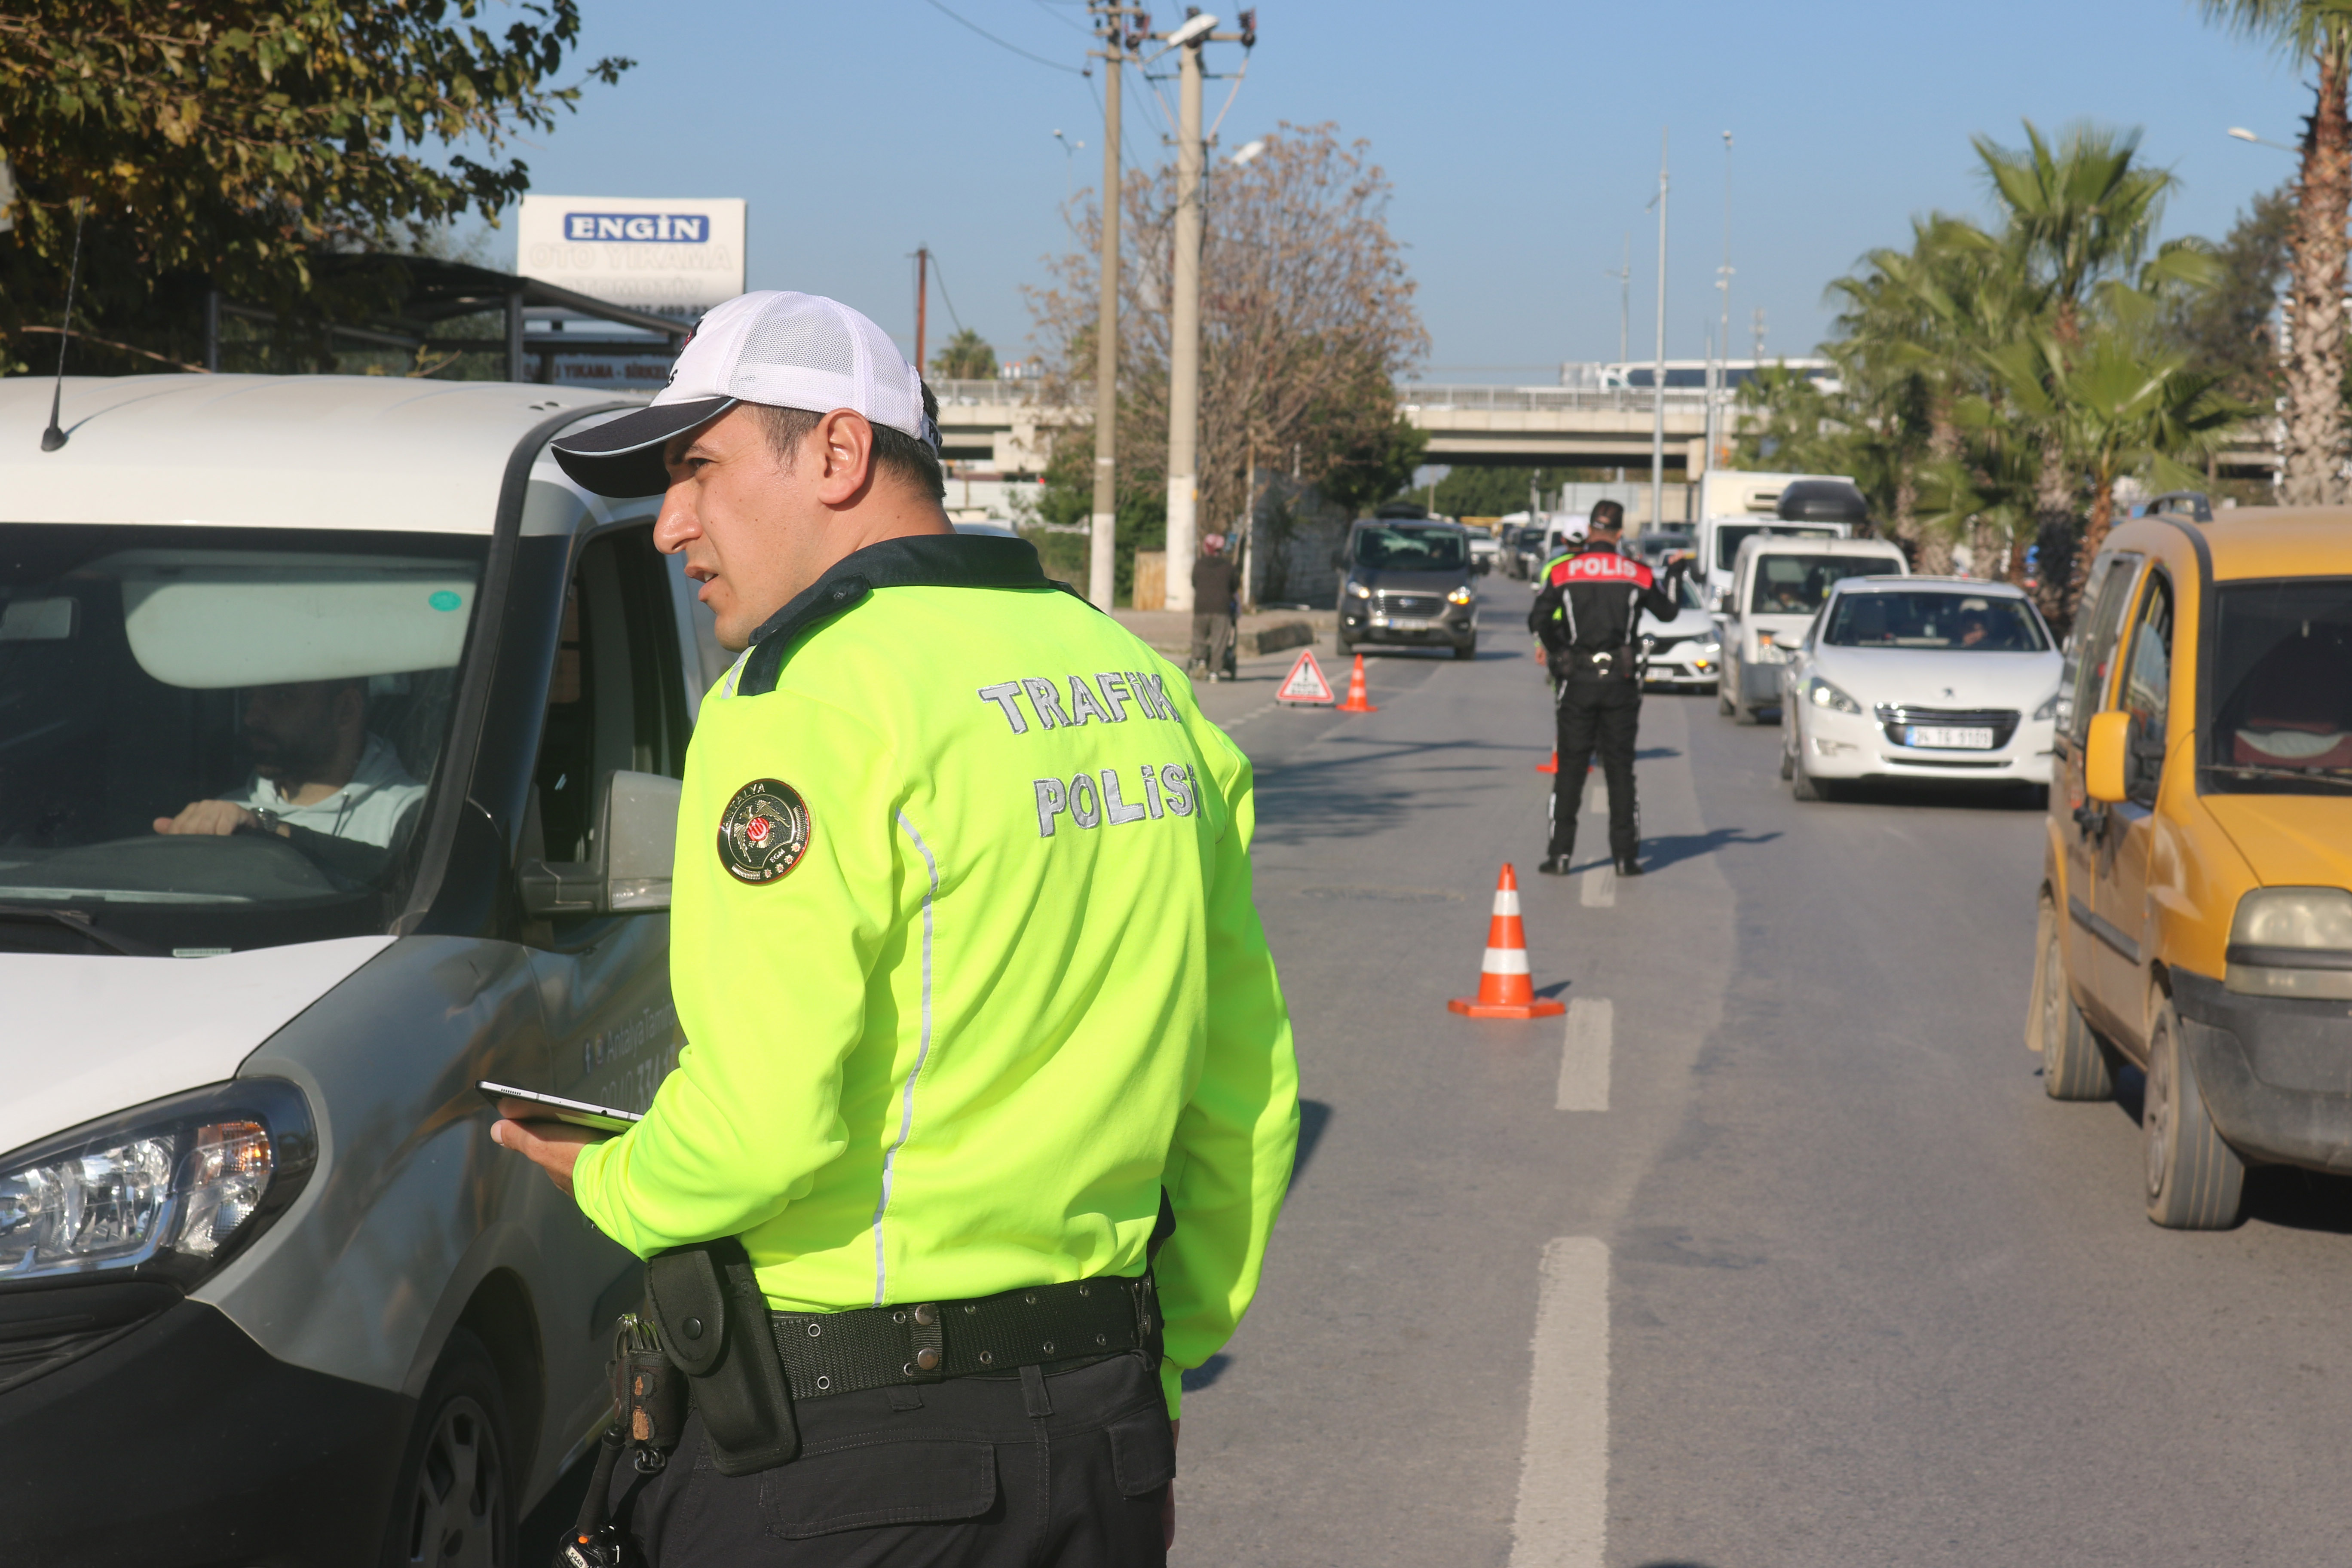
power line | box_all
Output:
[916,0,1084,74]
[929,251,967,334]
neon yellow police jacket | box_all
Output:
[571,534,1300,1416]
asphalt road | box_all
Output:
[1170,576,2352,1568]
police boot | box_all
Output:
[1537,855,1574,876]
[1614,854,1645,876]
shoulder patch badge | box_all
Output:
[717,778,812,885]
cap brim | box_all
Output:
[548,396,737,498]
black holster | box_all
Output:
[643,1238,799,1476]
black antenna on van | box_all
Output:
[39,202,89,453]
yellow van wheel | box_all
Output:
[2144,1001,2245,1230]
[2038,902,2112,1101]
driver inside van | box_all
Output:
[153,679,427,856]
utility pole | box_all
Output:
[1608,234,1631,367]
[1164,21,1208,612]
[1087,5,1131,608]
[1648,130,1669,533]
[1160,9,1252,613]
[1717,131,1734,469]
[1752,306,1766,362]
[913,246,930,378]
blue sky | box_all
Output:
[482,1,2316,382]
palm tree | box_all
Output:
[930,328,997,382]
[1981,317,2248,614]
[1973,122,2178,610]
[2198,0,2352,504]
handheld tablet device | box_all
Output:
[478,1081,643,1134]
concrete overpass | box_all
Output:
[930,378,2278,485]
[931,380,1717,476]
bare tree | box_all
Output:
[1026,122,1427,541]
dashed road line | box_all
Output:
[1509,1237,1611,1568]
[1580,863,1615,908]
[1556,998,1611,1112]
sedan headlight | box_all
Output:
[2227,888,2352,999]
[1446,586,1474,606]
[1347,580,1372,600]
[2032,689,2059,722]
[0,1081,315,1286]
[1804,676,1863,715]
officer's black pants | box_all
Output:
[1549,675,1642,863]
[612,1352,1173,1567]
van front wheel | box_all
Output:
[382,1329,516,1568]
[2040,911,2113,1101]
[2144,1001,2245,1230]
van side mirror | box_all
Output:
[2084,711,2129,804]
[518,769,681,917]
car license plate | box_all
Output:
[1905,725,1994,749]
[1384,617,1432,630]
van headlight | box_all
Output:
[1805,676,1862,714]
[1347,580,1372,599]
[0,1081,315,1286]
[1446,586,1474,605]
[2226,888,2352,999]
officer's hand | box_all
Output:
[154,800,269,836]
[490,1098,610,1197]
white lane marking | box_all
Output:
[1510,1237,1610,1568]
[1580,863,1615,908]
[1556,998,1611,1112]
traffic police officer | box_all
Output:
[1528,500,1680,878]
[493,291,1301,1566]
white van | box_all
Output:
[1718,534,1908,722]
[1694,514,1853,613]
[0,375,724,1562]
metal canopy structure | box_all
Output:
[204,255,689,382]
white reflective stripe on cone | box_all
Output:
[1493,886,1522,917]
[1483,946,1532,975]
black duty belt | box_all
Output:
[768,1273,1159,1401]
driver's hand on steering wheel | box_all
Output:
[154,800,280,837]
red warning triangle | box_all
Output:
[1276,648,1336,704]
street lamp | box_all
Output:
[1231,138,1265,166]
[1052,128,1084,199]
[2227,126,2297,153]
[1142,12,1216,63]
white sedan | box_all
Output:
[1778,577,2061,802]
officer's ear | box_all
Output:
[808,409,878,508]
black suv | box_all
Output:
[1335,518,1478,659]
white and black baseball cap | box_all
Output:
[550,290,942,498]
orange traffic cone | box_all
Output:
[1537,749,1558,774]
[1447,865,1567,1019]
[1335,654,1378,713]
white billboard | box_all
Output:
[516,195,746,318]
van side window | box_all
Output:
[2064,554,2143,747]
[2119,573,2174,806]
[533,528,690,864]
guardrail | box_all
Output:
[1398,384,1717,412]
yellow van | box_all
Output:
[2029,508,2352,1228]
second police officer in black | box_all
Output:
[1528,500,1684,878]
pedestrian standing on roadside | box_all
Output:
[491,290,1300,1568]
[1191,533,1238,683]
[1528,500,1683,878]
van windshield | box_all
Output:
[1354,526,1464,571]
[0,524,488,954]
[1822,591,2049,651]
[2205,577,2352,794]
[1749,554,1890,615]
[1715,522,1838,570]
